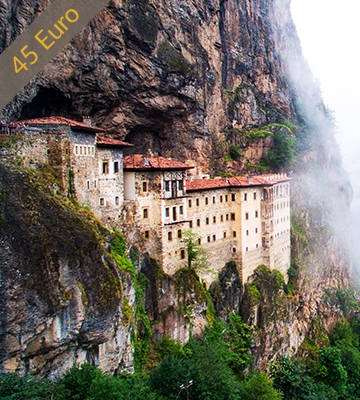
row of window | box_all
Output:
[74,144,95,156]
[102,161,120,174]
[245,228,258,235]
[167,230,238,242]
[275,216,290,224]
[245,210,258,219]
[99,196,121,206]
[275,201,289,210]
[275,184,289,197]
[243,192,257,201]
[245,244,259,252]
[188,193,236,208]
[164,180,184,192]
[164,206,184,221]
[275,229,290,237]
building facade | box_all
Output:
[12,119,291,285]
[16,117,132,223]
[122,154,291,285]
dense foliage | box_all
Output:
[4,313,360,399]
[0,315,281,400]
[270,317,360,399]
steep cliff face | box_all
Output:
[2,0,295,169]
[0,0,353,373]
[0,163,134,377]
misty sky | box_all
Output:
[291,0,360,175]
[291,0,360,265]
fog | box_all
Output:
[291,0,360,271]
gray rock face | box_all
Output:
[0,163,134,377]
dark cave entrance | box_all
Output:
[20,87,73,120]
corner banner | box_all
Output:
[0,0,111,111]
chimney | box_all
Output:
[247,176,253,184]
[82,116,92,126]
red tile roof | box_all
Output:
[187,174,292,191]
[96,136,133,147]
[123,154,193,171]
[19,116,105,132]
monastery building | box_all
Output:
[8,118,292,285]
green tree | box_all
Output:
[203,315,253,374]
[238,372,283,400]
[88,373,158,400]
[270,356,338,400]
[261,130,297,170]
[149,354,191,399]
[0,373,54,399]
[55,364,102,400]
[181,230,209,271]
[314,347,347,396]
[185,339,241,400]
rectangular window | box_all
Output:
[223,231,227,238]
[244,193,247,201]
[143,208,148,219]
[255,210,258,218]
[189,221,193,228]
[144,230,150,239]
[94,180,97,188]
[231,193,236,202]
[205,197,209,205]
[197,219,200,227]
[196,198,199,206]
[198,238,201,245]
[256,243,259,248]
[75,145,78,154]
[212,196,216,204]
[142,181,147,192]
[220,195,223,203]
[181,249,185,259]
[245,212,249,220]
[220,215,224,222]
[179,206,183,215]
[206,217,209,225]
[84,147,87,155]
[114,161,119,173]
[212,235,216,241]
[246,230,249,236]
[255,227,258,233]
[165,181,170,191]
[207,236,211,243]
[165,207,170,217]
[246,247,248,252]
[172,207,177,221]
[102,161,109,174]
[178,180,183,191]
[100,197,105,206]
[226,214,229,221]
[168,231,172,241]
[254,192,257,200]
[233,231,237,238]
[115,196,119,205]
[230,213,235,221]
[80,146,83,155]
[188,199,192,207]
[86,180,90,190]
[225,194,228,202]
[213,216,216,223]
[178,229,182,239]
